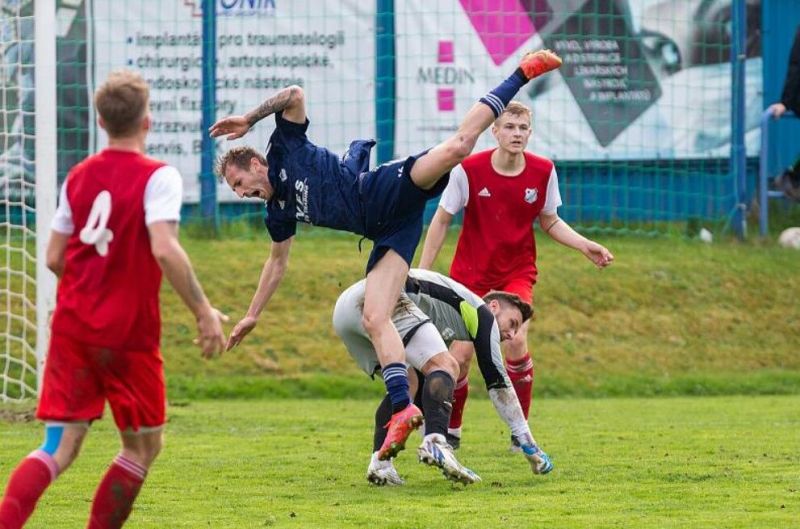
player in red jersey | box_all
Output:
[0,70,227,529]
[419,101,613,448]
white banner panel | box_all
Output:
[89,0,375,203]
[396,0,762,161]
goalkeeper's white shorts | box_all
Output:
[333,279,448,376]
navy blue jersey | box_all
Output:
[263,112,373,242]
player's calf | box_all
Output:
[88,453,148,528]
[120,428,164,469]
[0,423,87,529]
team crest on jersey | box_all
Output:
[279,168,288,182]
[524,188,538,204]
[441,328,456,342]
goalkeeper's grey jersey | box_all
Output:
[405,269,509,391]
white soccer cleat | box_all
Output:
[366,452,405,486]
[417,433,481,485]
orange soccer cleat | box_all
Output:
[377,403,424,461]
[519,49,563,80]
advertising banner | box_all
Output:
[396,0,762,160]
[89,0,375,202]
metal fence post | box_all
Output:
[200,0,218,231]
[375,0,395,164]
[730,0,747,239]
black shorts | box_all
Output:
[359,150,450,273]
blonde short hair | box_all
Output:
[495,100,532,125]
[94,70,149,137]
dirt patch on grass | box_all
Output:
[0,407,36,423]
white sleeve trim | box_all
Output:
[145,166,183,225]
[50,180,74,234]
[541,166,562,214]
[438,164,469,215]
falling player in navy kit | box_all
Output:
[210,50,562,460]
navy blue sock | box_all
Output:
[480,68,527,118]
[382,363,410,413]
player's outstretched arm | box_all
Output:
[540,211,614,268]
[148,221,227,358]
[419,207,454,269]
[469,306,553,474]
[227,237,293,351]
[209,85,306,140]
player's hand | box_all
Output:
[209,116,251,140]
[583,240,614,268]
[769,102,787,119]
[226,315,258,351]
[195,306,228,359]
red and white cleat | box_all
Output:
[519,49,562,80]
[377,403,423,461]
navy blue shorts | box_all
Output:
[359,150,450,273]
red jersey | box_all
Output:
[51,150,167,350]
[446,149,557,293]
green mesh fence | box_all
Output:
[43,1,762,234]
[7,0,764,233]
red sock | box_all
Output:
[87,455,147,529]
[506,353,534,419]
[0,451,59,529]
[447,376,469,431]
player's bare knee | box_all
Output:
[146,433,164,463]
[121,430,163,468]
[43,423,89,473]
[422,352,459,382]
[360,309,389,337]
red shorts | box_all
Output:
[465,277,535,306]
[36,333,166,431]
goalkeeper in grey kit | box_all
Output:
[334,269,553,485]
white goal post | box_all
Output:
[34,0,57,396]
[0,0,56,402]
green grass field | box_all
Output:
[1,395,797,528]
[4,228,799,399]
[155,228,800,399]
[3,229,800,527]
